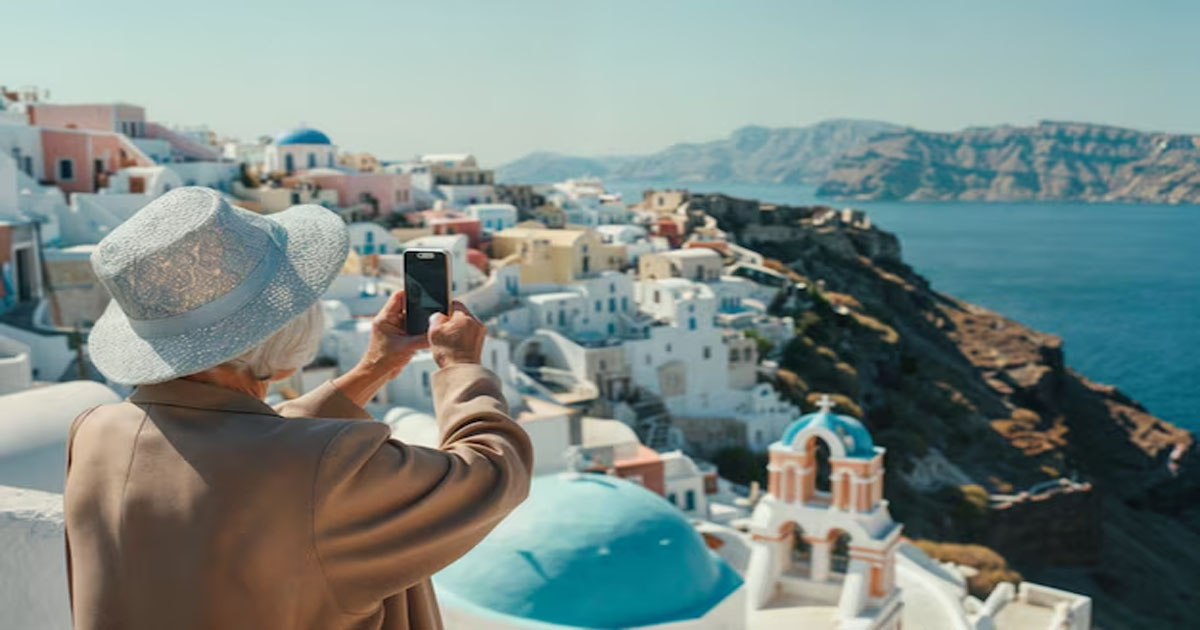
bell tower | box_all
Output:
[744,395,903,629]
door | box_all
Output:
[15,247,35,302]
[129,176,146,194]
[93,159,104,190]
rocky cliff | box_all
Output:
[497,119,899,184]
[817,121,1200,203]
[695,192,1200,629]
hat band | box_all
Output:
[126,241,286,339]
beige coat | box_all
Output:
[64,364,533,630]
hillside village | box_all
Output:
[0,87,1149,630]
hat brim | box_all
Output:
[88,204,349,385]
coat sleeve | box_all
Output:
[274,381,373,421]
[311,364,534,614]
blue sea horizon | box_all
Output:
[607,179,1200,433]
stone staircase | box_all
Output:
[627,387,674,451]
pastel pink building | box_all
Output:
[39,128,153,194]
[28,103,147,137]
[407,208,484,247]
[28,102,218,164]
[297,169,413,217]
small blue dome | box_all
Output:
[273,127,331,145]
[781,410,877,458]
[435,473,742,629]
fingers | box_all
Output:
[428,311,448,332]
[450,300,480,322]
[379,289,407,328]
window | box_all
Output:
[688,317,697,330]
[595,300,601,312]
[665,343,672,353]
[57,159,74,181]
[654,290,660,304]
[421,371,430,392]
[608,298,616,312]
[668,493,677,506]
[599,359,607,371]
[285,154,295,172]
[491,349,498,368]
[308,153,317,168]
[645,354,651,365]
[703,346,711,359]
[608,322,615,334]
[327,154,334,167]
[22,156,32,176]
[743,348,752,361]
[685,490,696,511]
[609,282,616,293]
[621,297,628,311]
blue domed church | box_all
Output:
[264,126,337,175]
[435,473,745,629]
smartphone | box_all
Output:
[403,248,452,335]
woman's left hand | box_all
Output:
[333,290,429,406]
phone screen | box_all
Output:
[404,250,450,335]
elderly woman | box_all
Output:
[64,187,533,630]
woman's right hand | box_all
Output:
[428,301,486,368]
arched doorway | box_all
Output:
[830,529,852,575]
[807,436,832,492]
[790,523,811,576]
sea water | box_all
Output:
[607,180,1200,432]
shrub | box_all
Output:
[912,540,1023,599]
[712,447,768,487]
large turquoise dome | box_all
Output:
[781,410,876,458]
[435,473,742,629]
[273,127,331,145]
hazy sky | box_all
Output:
[7,0,1199,165]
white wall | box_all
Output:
[0,152,18,217]
[0,335,33,395]
[0,485,71,630]
[0,122,44,181]
[0,381,122,493]
[131,137,173,163]
[0,323,74,383]
[167,162,239,192]
[265,143,337,173]
[466,204,517,232]
[437,184,495,206]
[347,222,402,256]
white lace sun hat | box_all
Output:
[87,187,349,385]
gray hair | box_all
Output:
[222,302,325,380]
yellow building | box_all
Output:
[420,153,495,186]
[339,152,381,172]
[491,226,624,284]
[641,189,691,214]
[638,248,723,282]
[231,181,339,215]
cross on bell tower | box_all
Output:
[815,394,835,414]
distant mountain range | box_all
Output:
[500,119,1200,204]
[818,121,1200,203]
[497,119,900,184]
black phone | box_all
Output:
[403,248,452,335]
